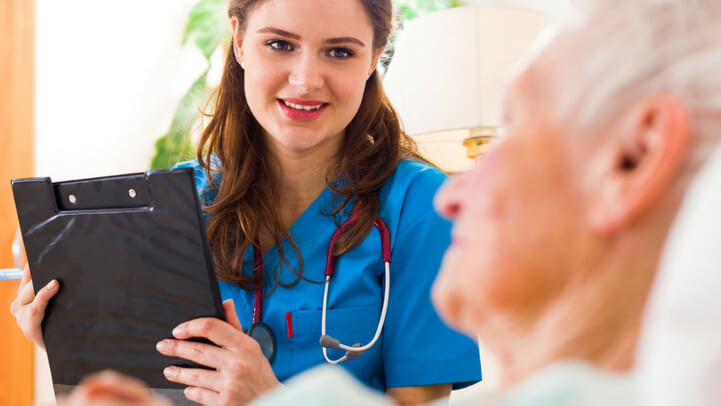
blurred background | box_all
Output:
[1,0,571,404]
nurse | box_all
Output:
[11,0,481,404]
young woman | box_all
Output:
[11,0,481,404]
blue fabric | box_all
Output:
[173,159,482,391]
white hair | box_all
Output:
[549,0,721,182]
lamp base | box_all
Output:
[412,127,501,173]
[462,127,501,160]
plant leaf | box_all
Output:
[396,0,465,21]
[151,71,212,170]
[183,0,231,60]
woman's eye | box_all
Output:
[328,47,354,59]
[266,40,293,52]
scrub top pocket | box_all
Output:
[290,305,384,386]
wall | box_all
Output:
[467,0,573,19]
[34,0,207,402]
[1,0,36,405]
[35,0,207,181]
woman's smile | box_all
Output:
[277,98,330,121]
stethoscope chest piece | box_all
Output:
[246,321,277,363]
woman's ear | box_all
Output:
[588,95,692,234]
[368,49,383,78]
[230,16,245,67]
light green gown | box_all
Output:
[251,361,634,406]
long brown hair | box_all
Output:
[197,0,427,291]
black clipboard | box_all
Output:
[12,168,224,397]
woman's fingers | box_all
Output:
[222,299,243,331]
[158,315,280,405]
[172,317,249,349]
[162,366,223,393]
[156,339,226,370]
[15,279,36,306]
[18,264,31,294]
[10,279,58,349]
[31,279,59,319]
[183,386,220,406]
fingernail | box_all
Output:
[47,280,57,290]
[163,366,176,376]
[156,340,168,352]
[172,327,182,337]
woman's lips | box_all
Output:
[277,98,329,122]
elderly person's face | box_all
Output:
[431,31,691,345]
[431,68,590,338]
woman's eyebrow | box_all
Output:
[256,27,365,47]
[257,27,301,39]
[325,37,365,47]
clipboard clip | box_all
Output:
[53,174,150,211]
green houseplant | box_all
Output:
[150,0,465,169]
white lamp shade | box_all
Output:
[384,6,554,135]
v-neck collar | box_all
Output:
[243,182,357,295]
[255,185,336,264]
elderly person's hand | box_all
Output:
[156,299,280,405]
[55,371,172,406]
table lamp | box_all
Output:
[384,5,554,173]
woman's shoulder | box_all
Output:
[392,159,447,183]
[172,158,221,206]
[382,159,447,201]
[379,159,449,236]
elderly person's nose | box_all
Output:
[288,54,324,93]
[434,172,471,219]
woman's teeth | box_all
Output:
[282,100,324,111]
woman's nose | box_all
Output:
[434,173,469,220]
[288,54,324,94]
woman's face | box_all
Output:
[232,0,380,156]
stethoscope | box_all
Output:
[245,209,392,365]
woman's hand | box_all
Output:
[156,299,281,405]
[9,264,58,350]
[55,370,172,406]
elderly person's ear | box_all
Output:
[588,95,691,234]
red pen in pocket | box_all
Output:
[286,312,293,338]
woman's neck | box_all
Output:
[266,135,342,228]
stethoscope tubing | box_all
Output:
[322,260,390,364]
[248,209,391,365]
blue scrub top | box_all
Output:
[173,159,482,391]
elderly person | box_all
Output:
[57,0,721,404]
[256,0,721,404]
[430,0,721,401]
